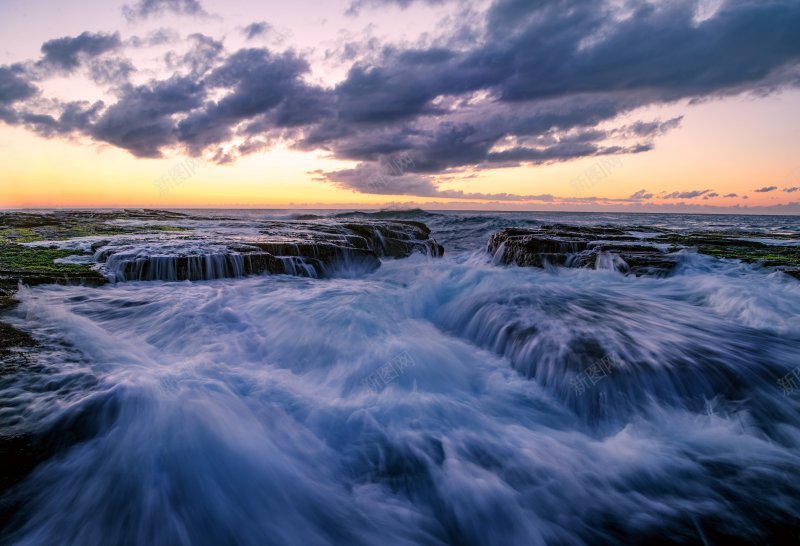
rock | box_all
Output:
[488,224,800,278]
[96,219,444,282]
[0,209,190,243]
[488,225,679,276]
[0,211,444,284]
[0,243,107,289]
[0,322,35,356]
[653,232,800,276]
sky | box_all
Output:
[0,0,799,212]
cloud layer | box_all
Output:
[3,0,800,202]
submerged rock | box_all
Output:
[654,232,800,279]
[488,225,679,277]
[488,224,800,278]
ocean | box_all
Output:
[1,209,799,545]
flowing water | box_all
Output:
[2,210,800,545]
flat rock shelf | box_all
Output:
[488,224,800,278]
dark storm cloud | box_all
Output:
[40,32,121,71]
[0,66,37,104]
[661,189,712,199]
[122,0,208,21]
[483,0,800,102]
[298,0,800,196]
[303,98,666,186]
[0,65,38,124]
[332,49,462,124]
[754,186,778,192]
[90,76,206,158]
[176,48,326,154]
[242,22,271,40]
[331,0,800,125]
[22,100,104,138]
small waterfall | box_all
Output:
[595,252,629,273]
[88,219,443,283]
[104,252,254,282]
[490,241,506,265]
[278,256,321,278]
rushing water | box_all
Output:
[2,210,800,545]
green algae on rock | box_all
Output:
[489,225,800,279]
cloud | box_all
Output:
[629,189,654,200]
[122,0,208,21]
[661,189,712,199]
[702,192,719,199]
[90,76,206,158]
[4,0,800,202]
[783,186,800,193]
[176,48,326,155]
[0,66,37,105]
[166,33,224,77]
[127,29,180,48]
[21,100,104,138]
[88,58,136,85]
[754,186,778,192]
[345,0,448,16]
[242,22,271,40]
[325,164,558,201]
[483,0,800,102]
[40,32,121,71]
[723,193,738,198]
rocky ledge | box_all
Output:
[488,224,800,278]
[0,210,444,286]
[96,219,444,282]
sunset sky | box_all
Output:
[1,0,799,212]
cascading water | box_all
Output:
[1,209,799,545]
[87,219,442,283]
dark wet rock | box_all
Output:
[653,232,800,279]
[0,322,35,357]
[488,225,680,277]
[0,211,444,284]
[96,220,444,282]
[488,224,800,278]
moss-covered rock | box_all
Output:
[654,233,800,278]
[488,225,800,279]
[0,209,192,244]
[0,244,106,289]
